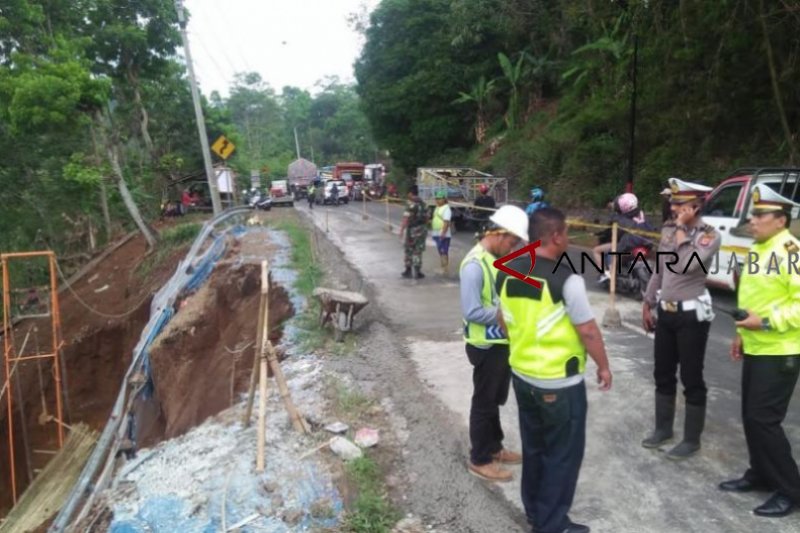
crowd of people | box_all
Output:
[394,179,800,533]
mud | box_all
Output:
[143,262,294,445]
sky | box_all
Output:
[183,0,379,98]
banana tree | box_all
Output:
[453,76,496,143]
[497,52,527,130]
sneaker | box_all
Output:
[597,272,610,284]
[492,448,522,464]
[467,461,512,482]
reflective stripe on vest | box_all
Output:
[460,243,508,346]
[498,257,585,380]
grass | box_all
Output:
[344,456,401,533]
[273,219,323,297]
[333,379,373,419]
[136,222,202,278]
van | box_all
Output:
[702,168,800,290]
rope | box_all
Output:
[53,258,158,320]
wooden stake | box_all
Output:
[266,342,310,434]
[256,260,270,472]
[609,222,619,308]
[242,266,268,427]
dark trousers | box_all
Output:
[466,343,511,465]
[513,375,587,533]
[741,355,800,502]
[653,309,710,406]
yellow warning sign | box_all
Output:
[211,135,235,159]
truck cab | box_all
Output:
[702,168,800,290]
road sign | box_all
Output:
[211,135,236,159]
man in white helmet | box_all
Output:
[460,205,529,482]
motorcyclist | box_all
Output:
[593,192,655,282]
[525,187,549,216]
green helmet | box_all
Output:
[435,190,447,199]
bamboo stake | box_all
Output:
[266,342,310,434]
[242,271,267,427]
[256,260,270,472]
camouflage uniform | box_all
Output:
[404,198,428,269]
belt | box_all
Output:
[659,300,698,312]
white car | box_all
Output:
[318,180,349,205]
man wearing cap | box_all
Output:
[720,184,800,518]
[432,191,453,276]
[460,205,529,482]
[399,185,429,279]
[497,207,612,533]
[641,178,721,459]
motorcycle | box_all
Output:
[596,227,653,300]
[246,190,272,211]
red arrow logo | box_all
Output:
[493,240,543,289]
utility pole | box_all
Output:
[176,0,222,215]
[626,34,639,194]
[293,126,301,160]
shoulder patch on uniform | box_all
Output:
[785,240,800,254]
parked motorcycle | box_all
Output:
[246,189,272,211]
[598,242,653,299]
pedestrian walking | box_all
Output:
[641,178,720,459]
[432,190,453,276]
[460,205,529,482]
[497,207,612,533]
[399,185,428,279]
[308,184,316,210]
[720,184,800,518]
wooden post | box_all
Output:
[266,344,310,434]
[385,198,392,232]
[242,267,267,427]
[256,260,270,472]
[325,205,329,233]
[602,222,622,327]
[362,189,368,220]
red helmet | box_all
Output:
[479,184,489,194]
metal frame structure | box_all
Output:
[1,251,65,505]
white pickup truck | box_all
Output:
[269,179,294,207]
[702,167,800,290]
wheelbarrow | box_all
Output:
[313,287,369,342]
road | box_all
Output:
[301,198,799,533]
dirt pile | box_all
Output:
[143,263,294,444]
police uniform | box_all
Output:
[642,178,721,459]
[402,196,428,278]
[460,243,515,475]
[497,253,596,533]
[720,184,800,517]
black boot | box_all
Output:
[642,393,675,448]
[666,403,705,460]
[413,267,425,279]
[401,267,412,278]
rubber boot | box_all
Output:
[440,256,449,276]
[413,266,425,279]
[666,403,705,460]
[401,267,412,278]
[641,393,675,448]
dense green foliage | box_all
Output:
[0,1,376,262]
[355,0,800,207]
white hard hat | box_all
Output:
[489,205,529,242]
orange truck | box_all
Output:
[334,162,365,199]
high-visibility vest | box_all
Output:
[738,229,800,356]
[432,204,448,232]
[460,244,508,346]
[497,256,586,380]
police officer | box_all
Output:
[720,184,800,518]
[642,178,721,459]
[460,205,529,482]
[399,184,429,279]
[497,207,612,533]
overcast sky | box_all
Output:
[183,0,379,97]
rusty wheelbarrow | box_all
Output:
[313,288,369,342]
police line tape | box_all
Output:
[380,197,750,256]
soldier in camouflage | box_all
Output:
[399,184,429,279]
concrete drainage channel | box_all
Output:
[49,210,346,532]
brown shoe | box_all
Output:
[492,448,522,465]
[468,461,513,482]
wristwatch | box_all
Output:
[761,317,772,331]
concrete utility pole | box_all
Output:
[176,0,222,215]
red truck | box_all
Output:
[334,162,365,200]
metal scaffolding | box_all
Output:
[1,251,65,505]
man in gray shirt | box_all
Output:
[459,205,529,482]
[642,178,721,460]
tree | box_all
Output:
[453,76,496,143]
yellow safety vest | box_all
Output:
[738,229,800,356]
[460,244,508,346]
[432,204,448,232]
[497,257,586,380]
